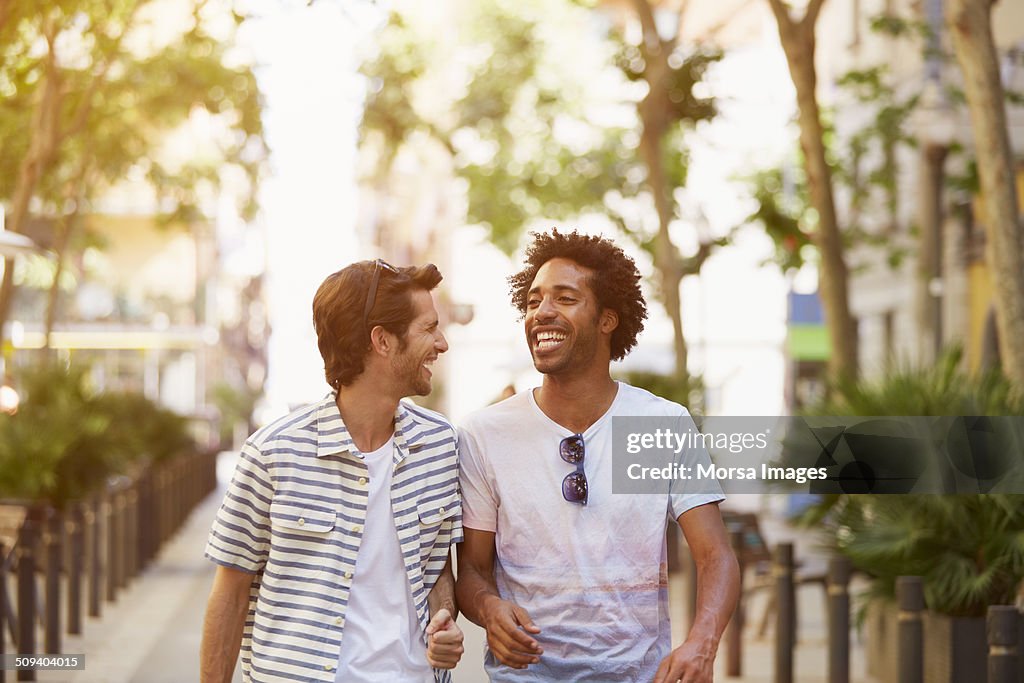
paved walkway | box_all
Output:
[29,454,874,682]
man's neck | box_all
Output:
[534,370,618,435]
[336,379,400,453]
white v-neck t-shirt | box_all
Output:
[458,382,724,682]
[335,436,432,682]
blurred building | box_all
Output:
[7,203,268,449]
[816,0,1024,377]
[0,0,267,447]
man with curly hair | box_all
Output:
[202,260,464,683]
[456,230,739,682]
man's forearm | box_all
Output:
[687,545,740,649]
[200,583,249,683]
[454,563,500,627]
[428,555,458,619]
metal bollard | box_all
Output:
[827,556,851,683]
[43,510,61,654]
[774,543,794,683]
[17,518,38,682]
[1,540,6,683]
[113,492,126,591]
[126,488,138,581]
[104,494,116,603]
[896,576,924,683]
[86,499,101,618]
[115,492,128,589]
[725,527,744,677]
[67,505,83,635]
[135,472,150,569]
[157,469,167,544]
[987,606,1019,683]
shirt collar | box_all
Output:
[315,392,424,460]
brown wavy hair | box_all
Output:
[313,261,442,389]
[509,229,647,361]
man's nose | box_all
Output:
[436,331,449,353]
[535,297,557,320]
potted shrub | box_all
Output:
[0,363,194,507]
[790,351,1024,683]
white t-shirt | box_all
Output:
[335,437,433,683]
[458,382,724,683]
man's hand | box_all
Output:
[426,608,464,670]
[652,639,715,683]
[480,595,543,669]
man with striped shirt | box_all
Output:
[201,261,464,683]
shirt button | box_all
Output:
[344,571,353,579]
[353,525,362,534]
[324,664,333,671]
[297,518,305,526]
[358,477,367,486]
[438,507,445,515]
[335,616,342,625]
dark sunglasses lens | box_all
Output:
[560,435,585,463]
[562,472,588,504]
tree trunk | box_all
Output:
[916,143,947,364]
[44,214,75,352]
[768,0,860,382]
[946,0,1024,392]
[638,115,690,382]
[0,18,62,346]
[633,0,691,385]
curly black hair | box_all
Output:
[509,229,647,361]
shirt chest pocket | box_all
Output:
[418,492,459,528]
[269,498,336,541]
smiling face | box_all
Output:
[391,289,448,396]
[524,257,615,376]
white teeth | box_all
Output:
[535,331,567,350]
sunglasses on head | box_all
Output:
[560,433,588,506]
[363,259,400,331]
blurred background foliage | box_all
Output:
[360,0,726,385]
[0,0,267,344]
[0,363,194,507]
[790,349,1024,617]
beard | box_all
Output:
[392,344,432,397]
[531,323,600,376]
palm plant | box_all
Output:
[793,349,1024,617]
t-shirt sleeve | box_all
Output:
[668,409,725,520]
[204,441,274,572]
[457,424,499,533]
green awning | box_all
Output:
[788,324,830,361]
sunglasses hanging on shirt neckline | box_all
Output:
[560,433,588,506]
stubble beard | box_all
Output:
[532,326,599,376]
[392,345,432,397]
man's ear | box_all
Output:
[600,308,619,335]
[369,325,393,356]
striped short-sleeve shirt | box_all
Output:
[205,393,463,683]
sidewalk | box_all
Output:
[38,454,240,683]
[32,455,874,682]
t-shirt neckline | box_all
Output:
[358,435,394,461]
[527,381,623,438]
